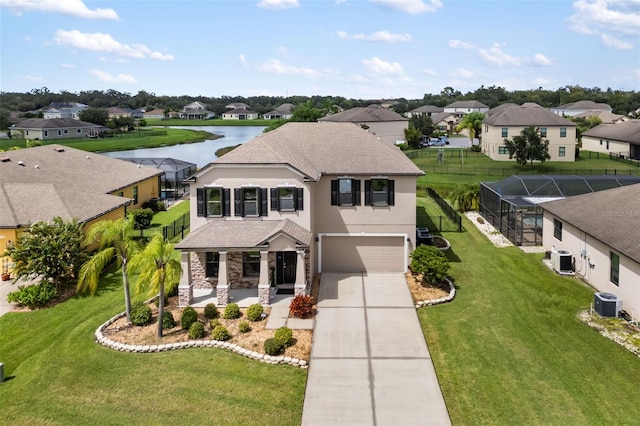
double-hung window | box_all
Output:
[553,218,562,241]
[560,127,567,138]
[234,187,268,217]
[558,147,566,157]
[539,128,547,137]
[364,178,395,206]
[498,146,509,155]
[501,128,508,138]
[243,252,260,277]
[243,187,259,216]
[270,186,304,212]
[206,252,219,278]
[610,252,620,286]
[331,178,361,206]
[132,186,138,205]
[197,187,230,217]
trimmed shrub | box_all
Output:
[246,303,264,321]
[188,321,205,339]
[204,303,219,319]
[153,294,168,307]
[238,321,252,333]
[181,306,198,330]
[162,311,176,330]
[274,326,293,347]
[212,325,231,341]
[6,281,57,309]
[130,302,153,326]
[289,295,315,319]
[128,208,154,230]
[223,302,241,319]
[264,338,284,356]
[209,319,221,329]
[142,199,166,212]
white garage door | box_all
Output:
[321,236,405,273]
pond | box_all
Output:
[102,126,266,168]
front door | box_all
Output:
[276,251,297,285]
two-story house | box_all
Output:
[318,106,408,145]
[175,122,423,307]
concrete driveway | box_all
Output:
[301,273,451,426]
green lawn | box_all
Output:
[420,212,640,424]
[0,269,306,425]
[151,201,190,226]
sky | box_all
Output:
[1,0,639,100]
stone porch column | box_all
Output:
[178,251,192,307]
[216,251,229,306]
[258,250,271,306]
[294,249,307,296]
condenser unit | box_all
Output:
[594,292,622,318]
[551,250,573,274]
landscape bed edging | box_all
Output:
[94,311,308,369]
[415,278,456,308]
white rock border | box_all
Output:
[415,278,456,308]
[94,311,308,369]
[577,310,640,359]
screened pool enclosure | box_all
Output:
[479,175,640,246]
[117,157,197,200]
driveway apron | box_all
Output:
[301,272,451,426]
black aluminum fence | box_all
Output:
[420,165,640,177]
[426,187,463,232]
[134,212,190,242]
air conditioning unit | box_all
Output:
[594,292,622,318]
[551,250,573,274]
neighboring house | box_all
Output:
[222,108,259,120]
[573,110,629,124]
[10,118,108,140]
[431,112,461,134]
[180,101,213,119]
[444,100,489,115]
[107,107,133,119]
[405,105,444,119]
[482,103,577,162]
[225,102,250,110]
[42,104,88,120]
[581,120,640,160]
[318,106,408,145]
[540,183,640,318]
[263,103,295,120]
[174,122,423,307]
[486,103,518,117]
[143,108,166,119]
[550,100,613,117]
[0,144,163,257]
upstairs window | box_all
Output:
[234,187,268,217]
[270,187,304,212]
[197,187,230,217]
[365,179,395,206]
[331,178,361,206]
[540,128,547,137]
[560,127,567,138]
[132,186,138,205]
[501,128,508,138]
[206,252,219,278]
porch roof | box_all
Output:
[175,219,313,250]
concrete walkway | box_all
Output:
[0,277,22,317]
[301,272,451,426]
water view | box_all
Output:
[102,126,266,168]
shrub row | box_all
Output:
[7,281,57,309]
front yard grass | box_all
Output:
[420,215,640,424]
[0,269,306,425]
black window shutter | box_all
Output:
[196,188,205,216]
[364,180,372,206]
[234,188,242,217]
[353,179,361,205]
[330,180,338,205]
[388,180,395,206]
[223,188,231,216]
[270,188,278,211]
[260,188,268,216]
[296,188,304,211]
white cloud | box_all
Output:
[448,39,475,49]
[337,30,412,42]
[257,0,300,10]
[478,43,522,67]
[362,56,404,75]
[276,46,288,56]
[421,68,437,76]
[53,30,174,61]
[60,63,75,68]
[89,69,136,84]
[601,33,634,49]
[569,0,640,35]
[256,59,321,78]
[0,0,118,19]
[370,0,443,14]
[531,53,553,66]
[239,54,247,65]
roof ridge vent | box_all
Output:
[0,157,10,162]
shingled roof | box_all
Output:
[206,122,422,181]
[13,118,106,129]
[539,183,640,264]
[484,103,576,127]
[582,120,640,144]
[318,106,407,123]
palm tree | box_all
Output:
[455,111,485,143]
[77,217,138,322]
[128,235,181,338]
[450,183,480,212]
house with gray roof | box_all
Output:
[540,183,640,318]
[0,144,164,258]
[550,100,612,117]
[174,122,423,307]
[10,118,108,140]
[318,105,408,144]
[444,100,489,115]
[263,103,295,120]
[405,105,444,119]
[42,102,88,120]
[222,107,259,120]
[581,120,640,160]
[482,103,577,162]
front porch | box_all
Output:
[190,287,296,308]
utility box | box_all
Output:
[594,292,622,318]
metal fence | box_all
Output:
[425,187,463,232]
[420,165,640,177]
[133,211,190,242]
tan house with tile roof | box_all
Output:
[0,145,163,258]
[540,183,640,318]
[581,120,640,160]
[318,106,408,144]
[175,122,423,307]
[482,103,577,162]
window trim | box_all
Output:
[270,186,304,212]
[558,146,566,157]
[331,178,361,207]
[205,252,220,278]
[364,178,395,207]
[498,146,509,155]
[539,127,547,137]
[501,128,508,138]
[234,187,268,217]
[553,218,562,241]
[197,187,230,217]
[205,186,223,217]
[560,127,567,138]
[242,252,260,278]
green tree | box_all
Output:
[450,183,480,212]
[128,235,181,338]
[404,126,422,149]
[290,100,324,122]
[569,115,602,144]
[77,217,139,322]
[78,107,109,126]
[409,114,435,137]
[410,245,450,286]
[3,217,89,291]
[455,111,485,143]
[111,115,135,132]
[503,126,551,167]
